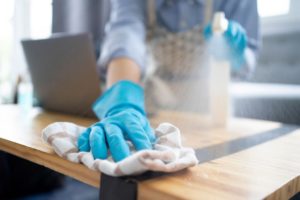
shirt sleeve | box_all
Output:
[214,0,261,53]
[98,0,147,75]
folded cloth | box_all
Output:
[42,122,198,177]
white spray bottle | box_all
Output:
[209,12,231,127]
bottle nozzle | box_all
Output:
[212,12,228,35]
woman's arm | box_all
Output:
[78,1,153,162]
[99,0,147,88]
[106,58,141,88]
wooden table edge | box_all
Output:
[0,138,100,188]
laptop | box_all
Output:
[21,33,102,118]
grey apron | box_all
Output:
[144,0,213,114]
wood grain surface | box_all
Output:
[0,105,299,199]
[138,128,300,199]
[0,105,100,187]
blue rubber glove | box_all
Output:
[203,20,248,70]
[77,80,156,162]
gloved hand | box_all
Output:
[203,20,248,70]
[77,80,156,162]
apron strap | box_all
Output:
[204,0,213,25]
[147,0,156,40]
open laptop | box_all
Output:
[22,33,102,118]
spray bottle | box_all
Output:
[209,12,231,127]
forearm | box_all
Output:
[99,0,146,89]
[106,57,142,88]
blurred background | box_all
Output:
[1,0,300,124]
[0,0,300,199]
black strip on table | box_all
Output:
[100,124,299,200]
[195,124,298,164]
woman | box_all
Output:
[78,0,260,162]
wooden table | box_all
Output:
[0,105,299,199]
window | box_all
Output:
[0,0,52,103]
[0,1,15,83]
[0,1,15,103]
[258,0,300,35]
[258,0,290,17]
[30,0,52,39]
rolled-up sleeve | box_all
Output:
[98,0,147,74]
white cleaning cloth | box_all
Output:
[42,122,198,177]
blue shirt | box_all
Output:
[99,0,260,74]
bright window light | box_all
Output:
[258,0,290,17]
[0,0,52,103]
[30,0,52,38]
[0,1,15,79]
